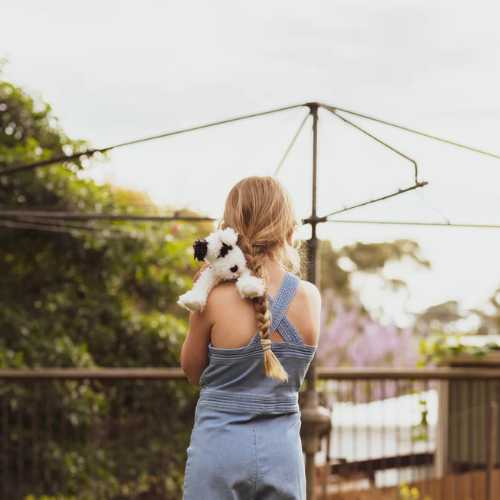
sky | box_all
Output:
[1,0,500,325]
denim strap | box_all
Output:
[265,272,304,344]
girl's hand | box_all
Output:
[194,263,210,283]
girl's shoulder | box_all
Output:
[297,279,322,305]
[205,279,245,309]
[287,279,322,346]
[209,276,321,306]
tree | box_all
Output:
[414,286,500,338]
[0,66,210,499]
[318,238,430,300]
[315,239,429,403]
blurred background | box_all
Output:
[1,1,499,499]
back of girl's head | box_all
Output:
[218,176,304,382]
[218,176,303,280]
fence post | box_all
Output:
[486,402,498,500]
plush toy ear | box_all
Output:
[219,227,239,246]
[193,239,208,261]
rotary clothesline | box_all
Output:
[1,101,499,235]
[2,101,499,177]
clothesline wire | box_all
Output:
[186,107,307,207]
[416,189,451,225]
[274,113,310,176]
[0,104,304,176]
[2,101,499,231]
[318,115,347,208]
[322,105,419,183]
[0,219,136,239]
[1,210,500,231]
[322,182,428,218]
[0,209,216,221]
[0,184,430,225]
[321,104,500,160]
[325,220,500,229]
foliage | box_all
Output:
[474,284,500,335]
[415,285,500,337]
[398,482,431,500]
[412,392,430,442]
[317,289,418,370]
[0,68,212,499]
[0,63,465,498]
[319,238,430,299]
[418,333,500,367]
[317,287,422,407]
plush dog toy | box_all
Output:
[177,227,266,312]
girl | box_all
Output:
[180,176,321,500]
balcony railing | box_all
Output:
[315,367,500,500]
[0,367,499,500]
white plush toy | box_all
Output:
[177,227,266,312]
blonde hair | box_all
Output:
[218,176,304,382]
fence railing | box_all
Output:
[315,367,500,500]
[1,368,499,500]
[0,368,194,500]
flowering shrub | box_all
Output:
[317,289,419,370]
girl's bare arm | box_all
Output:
[180,263,213,386]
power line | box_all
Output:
[0,104,304,176]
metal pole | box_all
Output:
[301,103,332,500]
[306,102,320,500]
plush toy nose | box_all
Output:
[193,239,208,261]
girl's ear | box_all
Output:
[287,228,293,246]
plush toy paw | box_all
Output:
[177,290,207,312]
[236,275,266,299]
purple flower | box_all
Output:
[317,290,419,372]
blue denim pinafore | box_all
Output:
[182,271,317,500]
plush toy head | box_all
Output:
[193,226,239,264]
[192,227,248,281]
[177,227,266,312]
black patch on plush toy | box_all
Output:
[193,239,208,261]
[218,243,232,258]
[230,265,238,273]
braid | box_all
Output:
[241,240,289,383]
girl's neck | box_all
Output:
[264,258,286,288]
